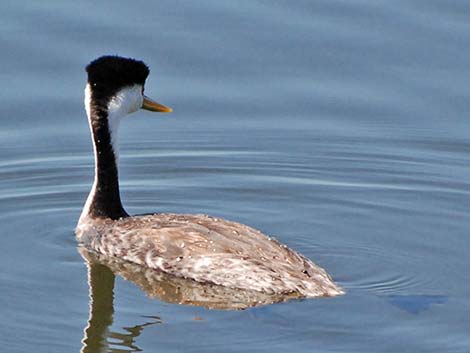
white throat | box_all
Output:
[84,83,144,162]
[105,84,144,161]
[81,84,97,222]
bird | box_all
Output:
[75,55,343,298]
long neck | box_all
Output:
[81,86,128,220]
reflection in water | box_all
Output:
[79,247,301,311]
[81,261,114,353]
[79,247,300,352]
[80,257,162,353]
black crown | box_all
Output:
[86,56,150,99]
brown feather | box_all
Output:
[76,213,343,297]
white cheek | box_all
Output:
[108,84,143,115]
[106,84,144,160]
[136,94,144,112]
[128,88,144,113]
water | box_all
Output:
[1,1,469,352]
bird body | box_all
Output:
[77,213,341,297]
[76,55,343,298]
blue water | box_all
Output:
[1,1,469,352]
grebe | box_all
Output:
[76,55,343,298]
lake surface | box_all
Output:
[1,1,469,352]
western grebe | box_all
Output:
[75,55,343,298]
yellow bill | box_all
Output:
[141,95,172,113]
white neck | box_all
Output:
[80,84,98,221]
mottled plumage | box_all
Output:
[77,213,342,297]
[80,247,300,310]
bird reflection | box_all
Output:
[80,256,162,353]
[79,247,298,352]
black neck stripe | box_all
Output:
[87,104,128,220]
